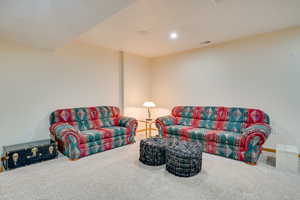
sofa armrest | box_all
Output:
[242,123,271,151]
[243,136,264,163]
[118,116,138,135]
[50,122,81,142]
[49,122,81,159]
[247,136,261,149]
[155,115,177,127]
[155,115,177,136]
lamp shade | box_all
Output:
[143,101,156,108]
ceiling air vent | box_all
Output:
[200,41,211,45]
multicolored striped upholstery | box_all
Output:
[49,106,137,159]
[156,106,271,164]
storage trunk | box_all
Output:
[2,139,58,170]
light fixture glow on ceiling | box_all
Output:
[169,32,178,40]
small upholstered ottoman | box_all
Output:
[139,137,168,166]
[166,140,202,177]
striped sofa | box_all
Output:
[155,106,271,164]
[49,106,137,160]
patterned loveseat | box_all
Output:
[156,106,271,164]
[49,106,137,160]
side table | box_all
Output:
[139,119,155,138]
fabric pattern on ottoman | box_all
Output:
[139,137,168,166]
[166,140,202,177]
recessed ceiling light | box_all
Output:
[169,32,178,40]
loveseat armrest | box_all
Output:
[241,123,271,151]
[155,115,177,136]
[118,116,138,135]
[49,122,81,159]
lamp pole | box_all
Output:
[147,107,151,120]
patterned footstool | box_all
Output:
[139,137,168,166]
[166,140,202,177]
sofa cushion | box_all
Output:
[171,106,270,124]
[165,125,243,146]
[68,118,119,131]
[50,106,120,124]
[176,117,246,133]
[80,126,129,143]
[78,135,133,149]
[49,106,121,130]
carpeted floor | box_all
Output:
[1,134,300,200]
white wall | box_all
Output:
[151,27,300,149]
[123,53,151,109]
[0,40,122,151]
[123,53,171,122]
[123,53,152,131]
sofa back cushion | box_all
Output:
[49,106,120,131]
[172,106,270,133]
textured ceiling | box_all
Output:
[1,0,299,56]
[0,0,135,49]
[79,0,300,57]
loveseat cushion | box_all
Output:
[165,125,243,146]
[80,126,129,143]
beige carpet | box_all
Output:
[1,134,300,200]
